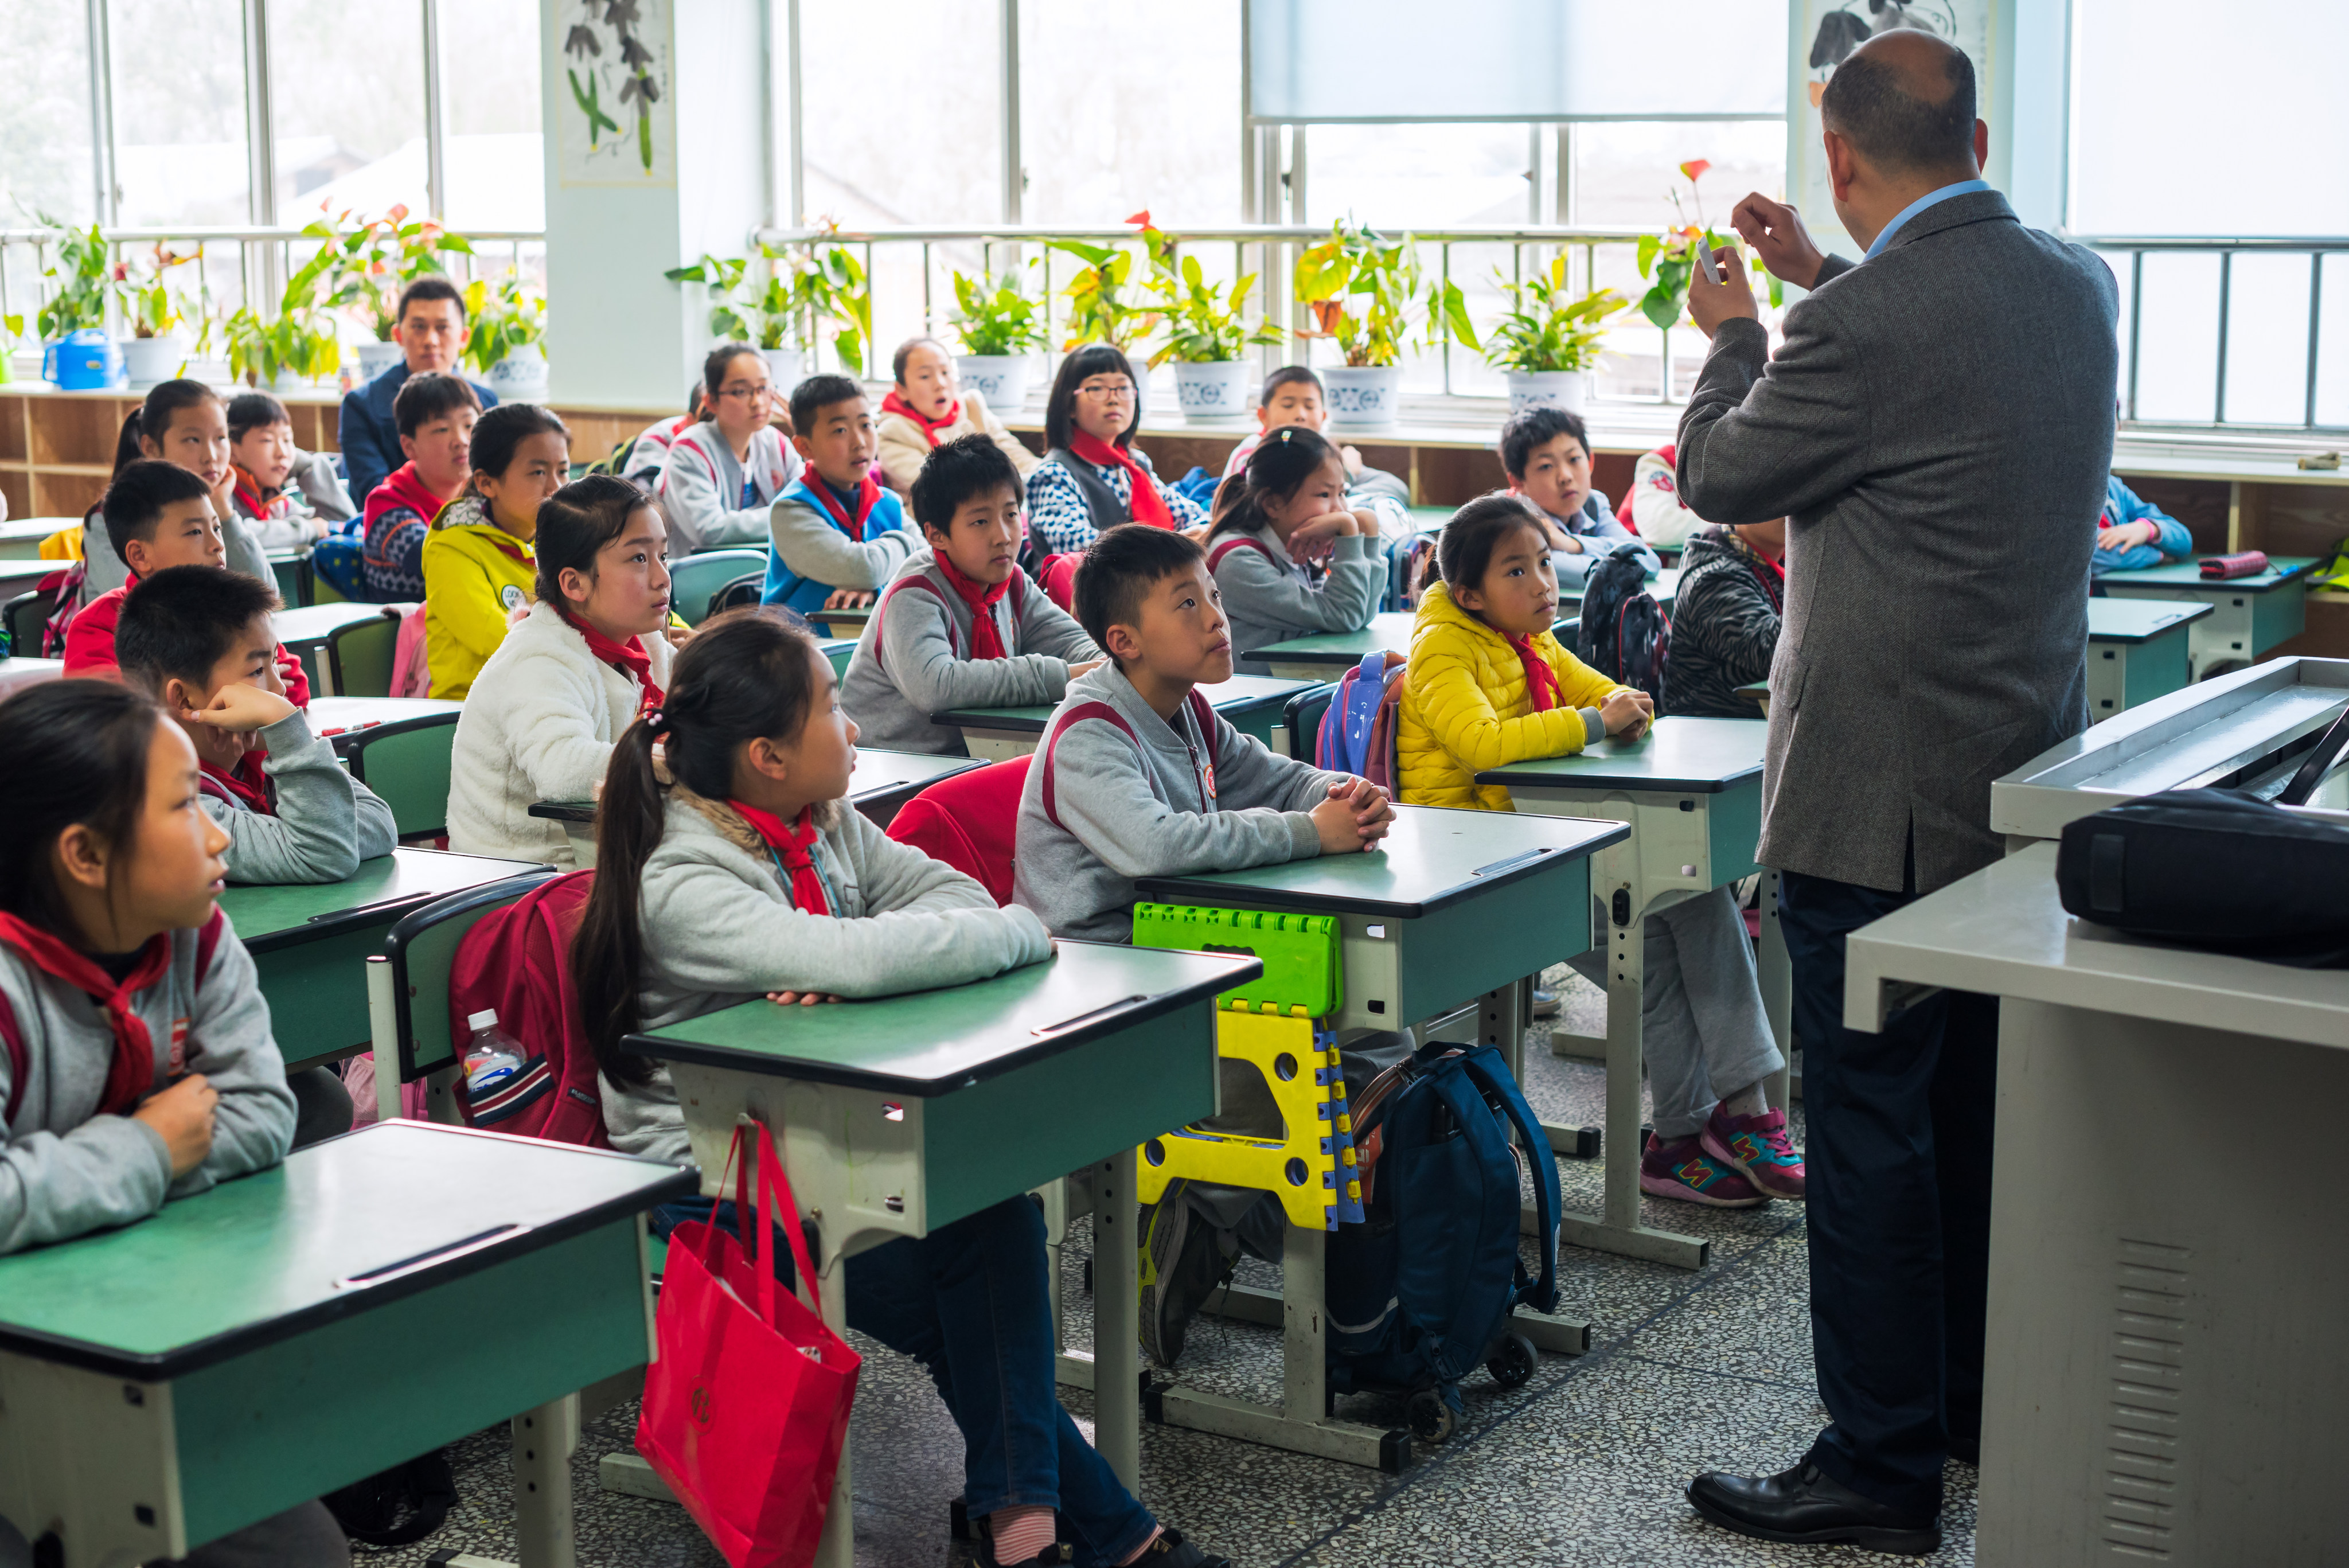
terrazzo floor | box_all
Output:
[358,973,1977,1567]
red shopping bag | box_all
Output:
[637,1122,862,1567]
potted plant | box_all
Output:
[462,275,549,400]
[947,265,1044,409]
[1141,224,1282,424]
[306,206,474,381]
[664,251,787,381]
[1483,259,1625,415]
[32,213,121,390]
[114,243,205,389]
[1634,159,1782,333]
[1294,218,1477,427]
[1050,213,1163,356]
[0,310,22,384]
[666,233,872,386]
[221,239,344,391]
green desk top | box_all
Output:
[219,848,552,949]
[275,601,392,646]
[936,674,1321,735]
[2086,598,2214,642]
[1258,613,1419,668]
[625,939,1257,1095]
[306,696,463,743]
[528,747,982,825]
[1479,715,1769,794]
[2098,555,2317,592]
[0,1121,693,1378]
[1134,802,1626,918]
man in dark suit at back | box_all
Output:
[337,276,499,504]
[1672,29,2118,1556]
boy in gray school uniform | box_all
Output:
[116,566,397,885]
[840,434,1102,755]
[1011,523,1395,1364]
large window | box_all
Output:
[1019,0,1242,228]
[110,0,251,228]
[270,0,428,226]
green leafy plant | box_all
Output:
[222,239,345,385]
[1141,231,1281,368]
[113,243,206,339]
[786,239,872,376]
[666,232,872,373]
[1049,213,1162,355]
[32,213,111,341]
[948,267,1045,357]
[0,311,22,383]
[1482,259,1625,375]
[303,205,474,341]
[461,275,547,372]
[1634,159,1780,330]
[1294,218,1477,368]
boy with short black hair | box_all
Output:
[762,372,915,614]
[1500,405,1659,589]
[840,434,1102,755]
[116,566,396,884]
[227,390,354,549]
[362,372,480,602]
[1220,366,1408,509]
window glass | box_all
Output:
[110,0,251,227]
[270,0,428,226]
[1020,0,1241,228]
[802,0,998,229]
[0,6,98,226]
[1569,120,1785,230]
[439,0,547,233]
[1304,124,1534,229]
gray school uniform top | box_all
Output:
[0,914,296,1254]
[1010,661,1351,944]
[598,791,1052,1164]
[204,710,399,886]
[1541,492,1660,588]
[1207,525,1383,673]
[840,548,1101,755]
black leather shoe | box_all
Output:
[1687,1461,1941,1555]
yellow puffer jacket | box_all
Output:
[1397,582,1632,811]
[423,510,537,700]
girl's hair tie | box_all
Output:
[644,708,670,735]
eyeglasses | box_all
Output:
[1078,381,1137,402]
[719,383,775,402]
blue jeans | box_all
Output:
[650,1193,1154,1566]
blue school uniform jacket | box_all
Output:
[759,475,913,614]
[2090,475,2192,576]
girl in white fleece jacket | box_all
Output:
[571,609,1232,1568]
[446,475,678,867]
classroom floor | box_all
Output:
[363,973,1978,1567]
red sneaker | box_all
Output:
[1640,1133,1767,1208]
[1701,1102,1806,1201]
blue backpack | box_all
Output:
[1322,1043,1560,1438]
[1316,653,1402,776]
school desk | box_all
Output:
[526,747,985,867]
[304,695,462,750]
[2096,555,2316,678]
[0,518,72,561]
[273,600,393,696]
[2083,596,2213,716]
[219,848,551,1072]
[818,635,854,677]
[623,939,1254,1568]
[0,657,63,698]
[1130,803,1628,1466]
[0,1120,692,1568]
[935,673,1322,762]
[1479,716,1786,1271]
[810,603,872,639]
[1840,842,2349,1566]
[264,547,311,610]
[1736,680,1770,716]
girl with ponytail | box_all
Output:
[571,606,1233,1568]
[1202,424,1384,672]
[83,379,275,602]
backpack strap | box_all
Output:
[871,574,953,675]
[1039,701,1141,830]
[1184,688,1219,773]
[0,987,25,1128]
[1456,1045,1560,1316]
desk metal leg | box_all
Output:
[512,1394,579,1568]
[1091,1149,1141,1493]
[814,1261,854,1568]
[1758,869,1793,1113]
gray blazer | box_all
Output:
[1676,189,2118,894]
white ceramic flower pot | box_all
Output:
[1505,370,1587,417]
[1321,364,1404,428]
[1171,359,1255,423]
[486,342,550,403]
[119,334,188,390]
[354,340,405,383]
[762,346,803,392]
[955,354,1032,412]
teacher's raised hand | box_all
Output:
[1730,192,1828,291]
[1685,237,1760,340]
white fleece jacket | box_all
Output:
[444,602,674,867]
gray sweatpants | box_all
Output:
[1569,884,1782,1140]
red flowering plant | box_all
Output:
[300,204,475,342]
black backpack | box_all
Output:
[1576,544,1668,712]
[321,1450,457,1548]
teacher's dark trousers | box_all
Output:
[1780,862,1997,1519]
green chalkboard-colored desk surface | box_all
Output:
[810,604,872,639]
[220,849,552,1071]
[1255,613,1418,680]
[0,1121,690,1567]
[935,673,1322,762]
[2098,555,2317,677]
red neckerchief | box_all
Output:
[933,555,1011,660]
[1067,431,1174,529]
[201,754,275,816]
[473,522,534,567]
[728,801,831,916]
[231,465,285,520]
[1511,634,1562,713]
[804,470,882,543]
[362,461,449,537]
[557,607,664,713]
[881,390,962,447]
[0,914,172,1116]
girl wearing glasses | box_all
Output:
[659,342,803,554]
[1024,345,1207,560]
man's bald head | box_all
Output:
[1821,29,1979,180]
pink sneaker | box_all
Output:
[1640,1134,1767,1208]
[1701,1102,1806,1201]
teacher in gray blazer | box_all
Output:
[1672,29,2118,1557]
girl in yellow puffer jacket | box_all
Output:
[1399,494,1805,1211]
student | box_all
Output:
[1669,517,1786,719]
[841,434,1101,755]
[118,567,395,884]
[421,404,570,700]
[447,475,676,867]
[660,343,801,555]
[359,372,481,602]
[1615,443,1706,552]
[226,391,354,549]
[1398,496,1801,1208]
[2092,474,2194,575]
[876,336,1041,494]
[1218,365,1410,509]
[65,462,311,709]
[338,276,499,503]
[1499,407,1659,590]
[82,380,274,601]
[1203,426,1384,672]
[1025,346,1208,557]
[621,382,708,492]
[575,609,1231,1568]
[762,373,914,614]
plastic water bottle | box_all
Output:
[462,1009,524,1097]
